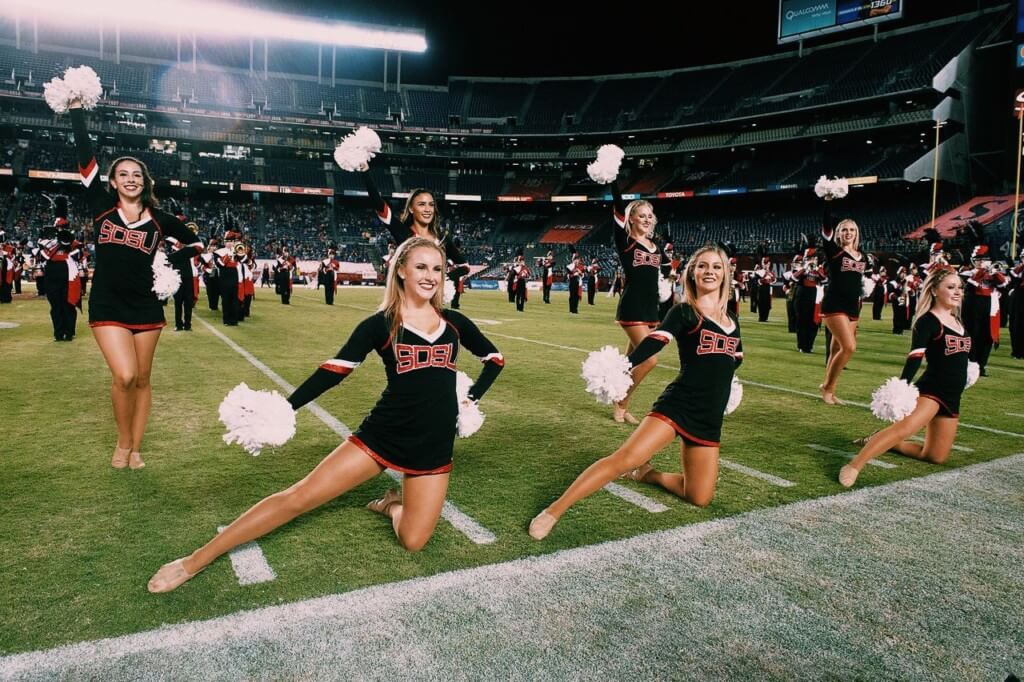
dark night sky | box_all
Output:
[260,0,1007,84]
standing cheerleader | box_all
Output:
[529,246,742,539]
[818,200,867,405]
[542,250,555,304]
[66,95,203,469]
[148,238,504,592]
[840,268,970,486]
[608,184,665,424]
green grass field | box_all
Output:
[1,284,1021,662]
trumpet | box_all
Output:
[232,242,247,257]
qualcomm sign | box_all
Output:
[780,0,836,38]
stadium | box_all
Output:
[0,0,1022,678]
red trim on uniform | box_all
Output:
[647,412,720,447]
[617,320,659,328]
[95,206,118,223]
[378,204,392,224]
[919,393,959,419]
[318,363,354,375]
[821,312,860,322]
[89,321,166,331]
[347,435,452,475]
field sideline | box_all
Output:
[1,285,1021,675]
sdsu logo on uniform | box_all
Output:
[840,257,866,274]
[696,329,740,357]
[98,220,159,254]
[632,250,662,268]
[394,343,457,373]
[944,335,971,356]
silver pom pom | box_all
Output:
[814,175,849,200]
[581,345,633,405]
[861,276,875,300]
[151,250,182,300]
[724,377,743,415]
[43,76,74,114]
[443,279,456,305]
[455,371,485,438]
[219,383,297,456]
[870,377,919,422]
[587,144,625,185]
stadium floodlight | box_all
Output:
[3,0,427,53]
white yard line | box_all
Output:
[216,526,276,586]
[602,482,670,512]
[196,318,496,546]
[720,458,797,487]
[806,444,897,469]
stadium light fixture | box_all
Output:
[4,0,427,53]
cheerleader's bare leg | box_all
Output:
[92,326,144,465]
[615,325,658,423]
[821,315,857,404]
[148,440,385,593]
[840,398,940,486]
[125,329,161,468]
[529,417,676,539]
[882,414,957,464]
[635,442,719,508]
[369,472,449,552]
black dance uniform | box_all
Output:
[820,205,867,321]
[361,173,469,285]
[288,310,504,474]
[72,108,202,330]
[627,303,743,446]
[611,183,663,328]
[901,312,970,418]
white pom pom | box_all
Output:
[965,361,979,389]
[870,377,919,422]
[151,250,181,300]
[814,175,832,199]
[830,178,849,199]
[581,345,633,405]
[61,65,103,110]
[219,383,297,456]
[455,371,485,438]
[861,276,875,299]
[587,144,625,185]
[443,279,456,305]
[333,126,381,172]
[724,377,743,415]
[43,76,73,114]
[658,275,672,303]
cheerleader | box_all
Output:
[753,256,775,323]
[586,256,601,306]
[818,201,868,405]
[610,267,624,298]
[840,268,969,486]
[148,238,504,592]
[542,250,555,304]
[609,182,665,424]
[960,245,1007,376]
[260,262,271,288]
[794,249,825,353]
[69,100,203,469]
[353,165,469,300]
[529,246,742,539]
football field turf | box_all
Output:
[1,286,1021,678]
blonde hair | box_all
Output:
[624,199,657,239]
[834,218,860,253]
[682,245,730,322]
[913,267,962,326]
[399,189,441,239]
[378,237,446,341]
